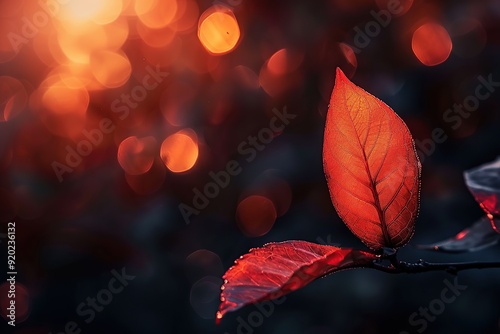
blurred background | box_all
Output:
[0,0,500,333]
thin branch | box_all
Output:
[370,256,500,275]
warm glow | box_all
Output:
[236,195,277,237]
[160,129,199,172]
[33,77,90,137]
[33,31,63,67]
[0,2,23,18]
[57,23,108,64]
[117,136,156,175]
[0,76,28,122]
[267,49,303,76]
[41,82,89,116]
[136,0,178,29]
[259,49,303,97]
[55,18,129,64]
[103,17,130,51]
[0,20,18,63]
[58,0,123,24]
[173,0,199,33]
[48,32,70,65]
[267,49,288,76]
[198,8,240,55]
[90,50,131,88]
[93,0,124,25]
[412,22,452,66]
[136,22,177,48]
[49,64,101,91]
[134,0,158,16]
[60,0,102,21]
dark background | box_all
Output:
[1,0,500,333]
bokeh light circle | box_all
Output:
[32,76,89,138]
[117,136,156,175]
[412,22,452,66]
[236,195,277,237]
[90,50,131,88]
[160,130,199,173]
[198,7,240,55]
[136,0,178,29]
[185,249,224,283]
[190,276,222,320]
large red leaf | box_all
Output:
[216,241,376,323]
[465,157,500,232]
[323,68,421,250]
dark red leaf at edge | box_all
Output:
[418,157,500,253]
[465,157,500,232]
[417,216,500,253]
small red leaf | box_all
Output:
[216,241,376,323]
[323,68,421,250]
[465,157,500,232]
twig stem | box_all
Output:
[371,250,500,274]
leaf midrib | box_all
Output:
[344,89,393,247]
